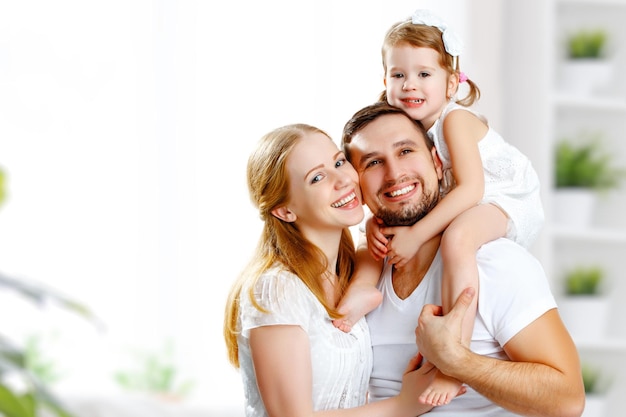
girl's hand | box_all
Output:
[366,216,389,261]
[380,224,423,268]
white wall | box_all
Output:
[0,0,496,411]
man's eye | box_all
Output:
[365,160,380,169]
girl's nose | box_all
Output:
[402,75,417,91]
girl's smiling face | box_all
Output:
[384,45,457,130]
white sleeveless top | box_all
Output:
[428,101,544,248]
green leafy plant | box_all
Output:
[567,29,607,59]
[23,332,64,385]
[114,340,194,401]
[582,363,611,394]
[564,265,604,295]
[555,136,626,191]
[0,165,102,417]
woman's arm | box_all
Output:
[250,325,436,417]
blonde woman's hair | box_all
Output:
[378,18,480,107]
[223,124,357,368]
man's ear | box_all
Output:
[271,206,297,223]
[431,147,444,180]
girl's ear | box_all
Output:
[271,206,297,223]
[446,73,459,100]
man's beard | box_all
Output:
[374,186,439,227]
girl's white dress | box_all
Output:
[238,265,372,417]
[428,101,544,248]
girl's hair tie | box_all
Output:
[458,72,468,83]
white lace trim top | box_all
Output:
[428,101,545,248]
[237,265,372,417]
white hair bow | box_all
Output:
[411,9,464,58]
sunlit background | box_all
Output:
[1,1,625,416]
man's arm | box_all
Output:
[415,288,585,417]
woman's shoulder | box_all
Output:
[253,265,307,297]
[249,264,320,310]
[240,264,319,331]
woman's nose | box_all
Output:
[335,169,355,189]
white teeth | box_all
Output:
[331,192,356,208]
[407,99,423,103]
[388,185,414,197]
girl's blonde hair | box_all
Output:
[223,124,357,368]
[378,19,480,107]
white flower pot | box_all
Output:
[559,59,614,96]
[582,394,608,417]
[558,296,610,342]
[553,188,596,228]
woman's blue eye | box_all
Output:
[335,158,346,168]
[312,174,323,183]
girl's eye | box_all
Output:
[391,73,404,79]
[419,71,430,78]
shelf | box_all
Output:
[553,94,626,112]
[575,339,626,352]
[551,226,626,243]
[557,0,626,5]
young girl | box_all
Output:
[334,9,544,407]
[223,123,437,417]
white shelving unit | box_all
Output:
[501,1,626,415]
[554,2,626,416]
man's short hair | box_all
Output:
[341,102,432,162]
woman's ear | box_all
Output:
[271,206,297,223]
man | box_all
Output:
[341,102,585,416]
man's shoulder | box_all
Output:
[478,237,534,256]
[476,238,543,274]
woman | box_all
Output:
[223,123,433,417]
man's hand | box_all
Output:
[414,287,475,376]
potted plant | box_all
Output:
[558,265,610,342]
[0,166,102,417]
[113,339,194,402]
[581,363,611,417]
[559,28,613,95]
[553,135,625,227]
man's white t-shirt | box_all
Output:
[367,238,557,416]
